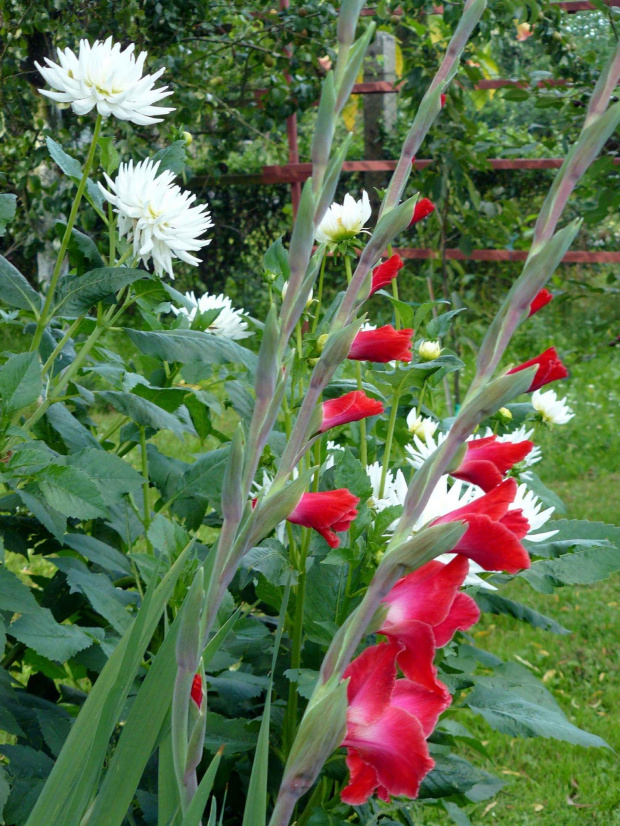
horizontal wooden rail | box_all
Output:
[360,1,620,13]
[350,79,569,94]
[393,248,620,263]
[205,157,619,186]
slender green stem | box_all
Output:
[344,254,368,466]
[312,255,328,333]
[31,114,103,353]
[284,528,310,755]
[41,316,86,378]
[115,248,133,267]
[108,202,116,263]
[387,243,401,330]
[98,414,126,444]
[379,387,400,500]
[140,426,153,553]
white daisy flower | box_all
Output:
[99,159,213,278]
[171,291,252,340]
[512,481,557,542]
[366,461,408,513]
[405,410,439,452]
[315,192,372,244]
[35,37,173,125]
[532,388,575,425]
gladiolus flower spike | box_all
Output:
[451,435,534,492]
[433,478,531,573]
[319,391,384,433]
[507,347,568,392]
[348,325,414,363]
[528,288,553,317]
[370,255,404,295]
[190,674,203,708]
[287,490,360,548]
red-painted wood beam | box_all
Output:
[393,248,620,263]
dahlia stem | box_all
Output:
[140,426,153,553]
[387,243,401,330]
[379,386,400,500]
[31,113,103,353]
[344,255,368,466]
[40,315,84,377]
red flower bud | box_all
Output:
[440,93,447,107]
[370,254,404,296]
[319,390,384,433]
[528,288,553,317]
[507,346,568,392]
[288,489,360,548]
[348,325,414,363]
[409,197,435,227]
[190,674,203,709]
[451,435,534,492]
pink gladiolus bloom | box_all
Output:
[348,325,414,363]
[319,391,384,433]
[341,643,438,805]
[288,489,360,548]
[433,478,531,573]
[507,346,568,391]
[528,288,553,317]
[409,197,435,226]
[380,556,479,694]
[370,254,404,295]
[190,674,203,708]
[451,435,535,491]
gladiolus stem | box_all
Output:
[31,114,103,353]
[312,255,328,333]
[345,255,368,465]
[379,387,400,500]
[284,530,310,754]
[140,427,153,553]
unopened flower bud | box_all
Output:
[307,357,319,367]
[182,131,193,146]
[418,340,442,361]
[498,406,513,420]
[317,333,329,353]
[281,280,313,307]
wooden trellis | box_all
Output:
[213,1,620,264]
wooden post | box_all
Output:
[363,31,397,208]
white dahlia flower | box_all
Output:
[316,192,371,244]
[35,37,173,124]
[99,159,213,278]
[406,408,438,443]
[532,388,575,425]
[509,482,557,542]
[171,291,252,340]
[366,461,408,513]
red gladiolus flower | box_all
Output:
[288,489,360,548]
[370,254,404,295]
[507,346,568,392]
[190,674,203,708]
[409,197,435,226]
[341,643,438,805]
[380,556,479,695]
[319,390,384,433]
[528,288,553,317]
[451,435,534,491]
[440,93,447,107]
[348,325,414,363]
[433,478,531,573]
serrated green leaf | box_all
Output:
[126,329,257,373]
[473,591,570,634]
[0,255,42,313]
[54,267,146,317]
[426,307,467,338]
[0,565,40,614]
[263,237,290,278]
[10,607,100,662]
[201,713,257,756]
[151,141,186,175]
[46,137,82,179]
[66,569,132,634]
[46,403,102,452]
[16,488,67,541]
[62,532,131,577]
[0,352,41,413]
[521,544,620,592]
[99,390,192,437]
[0,193,17,237]
[65,448,144,506]
[36,464,108,520]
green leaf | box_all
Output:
[0,255,42,313]
[524,518,620,559]
[65,449,145,506]
[473,591,570,635]
[54,224,104,275]
[54,267,146,317]
[263,237,290,279]
[520,544,620,593]
[16,488,67,541]
[62,532,131,577]
[9,607,100,662]
[426,307,467,338]
[126,329,257,373]
[332,448,372,500]
[46,403,102,452]
[201,713,257,756]
[168,447,230,526]
[98,137,120,176]
[0,193,17,237]
[65,569,132,634]
[99,390,193,437]
[521,471,566,514]
[0,766,10,818]
[0,566,39,614]
[466,663,609,748]
[420,752,502,800]
[147,513,189,557]
[151,141,186,175]
[35,464,108,520]
[442,801,473,826]
[0,352,41,413]
[181,750,222,826]
[46,137,82,179]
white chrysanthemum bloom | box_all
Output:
[99,160,213,278]
[316,192,371,244]
[171,291,252,340]
[281,281,313,307]
[512,481,557,542]
[418,340,442,361]
[366,462,408,513]
[406,408,438,443]
[324,441,345,470]
[532,388,575,425]
[35,38,173,124]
